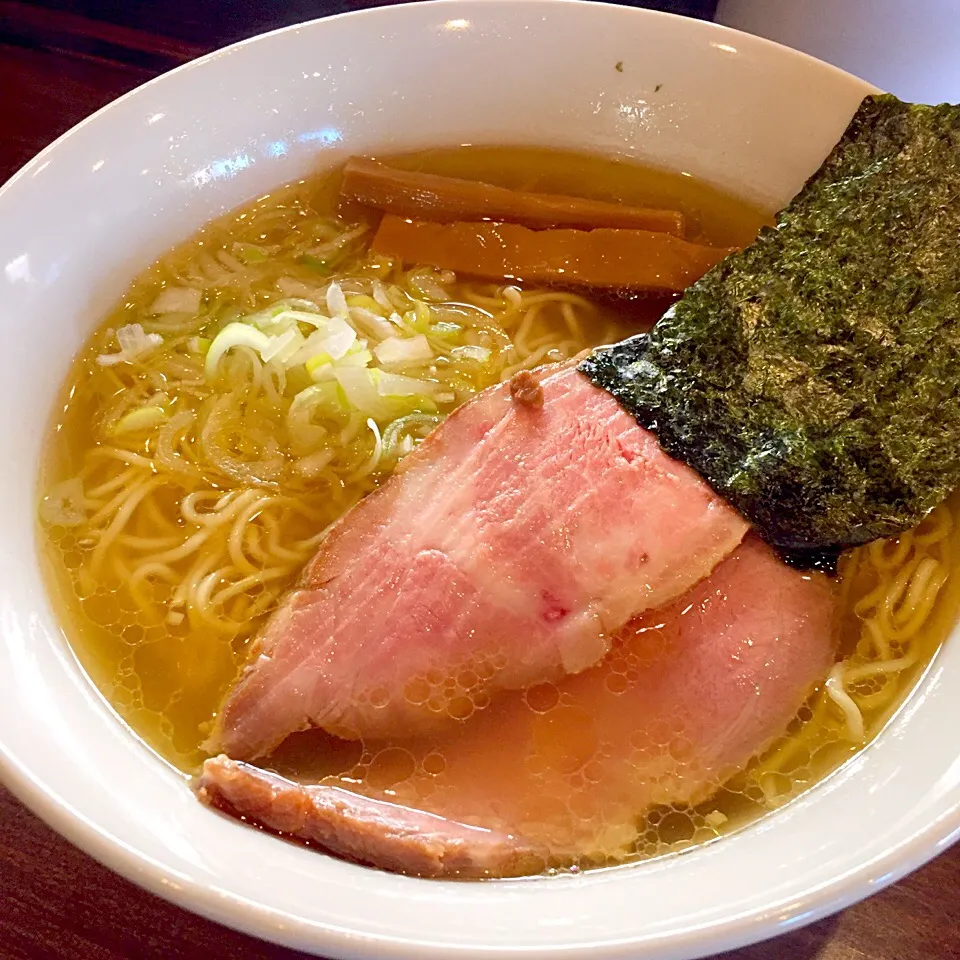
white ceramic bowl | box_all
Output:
[0,2,957,958]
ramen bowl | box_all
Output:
[0,2,957,958]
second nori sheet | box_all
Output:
[581,95,960,569]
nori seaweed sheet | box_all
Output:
[581,94,960,570]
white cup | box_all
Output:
[716,0,960,103]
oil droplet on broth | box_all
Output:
[403,678,431,706]
[422,752,446,775]
[523,682,560,713]
[366,747,417,790]
[531,706,600,775]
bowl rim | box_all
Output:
[1,2,957,959]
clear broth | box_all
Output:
[38,147,960,870]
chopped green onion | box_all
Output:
[205,322,272,378]
[372,280,393,311]
[375,370,438,398]
[149,287,202,315]
[430,321,463,339]
[408,270,449,302]
[381,413,442,459]
[113,405,168,435]
[299,255,332,275]
[40,477,87,527]
[260,326,303,363]
[337,344,373,367]
[345,418,383,482]
[326,281,349,319]
[287,383,343,453]
[346,295,383,313]
[350,306,396,340]
[233,243,269,264]
[295,448,336,478]
[452,344,492,363]
[305,353,334,379]
[97,324,163,366]
[402,302,433,333]
[333,367,437,421]
[374,334,434,367]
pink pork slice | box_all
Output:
[198,535,838,875]
[213,364,749,759]
[196,756,549,879]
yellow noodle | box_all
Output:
[87,466,141,500]
[118,534,183,552]
[90,478,163,573]
[91,446,157,471]
[210,567,292,609]
[226,504,270,576]
[744,501,958,810]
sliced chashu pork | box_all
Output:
[198,536,837,875]
[196,757,548,878]
[213,364,748,758]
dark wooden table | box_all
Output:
[1,2,958,958]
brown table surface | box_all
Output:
[1,2,958,958]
